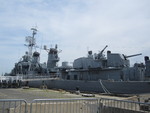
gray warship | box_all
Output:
[2,28,150,94]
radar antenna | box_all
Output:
[25,28,38,57]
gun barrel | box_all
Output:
[100,45,108,53]
[126,53,142,58]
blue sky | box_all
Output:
[0,0,150,74]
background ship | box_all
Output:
[2,28,150,94]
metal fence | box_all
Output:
[30,98,99,113]
[0,98,150,113]
[100,98,150,113]
[0,99,27,113]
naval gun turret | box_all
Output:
[100,45,108,54]
[95,45,108,60]
[107,51,142,67]
[73,45,108,69]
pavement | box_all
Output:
[0,88,149,103]
[0,88,82,102]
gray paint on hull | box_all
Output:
[28,80,150,94]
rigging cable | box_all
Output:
[99,79,111,94]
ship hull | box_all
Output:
[27,79,150,94]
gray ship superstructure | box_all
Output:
[3,28,150,94]
[60,45,145,82]
[10,28,60,77]
[50,46,149,94]
[10,28,48,76]
[2,28,59,87]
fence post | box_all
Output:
[30,100,34,113]
[23,100,28,113]
[98,98,102,113]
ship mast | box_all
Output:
[25,28,37,57]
